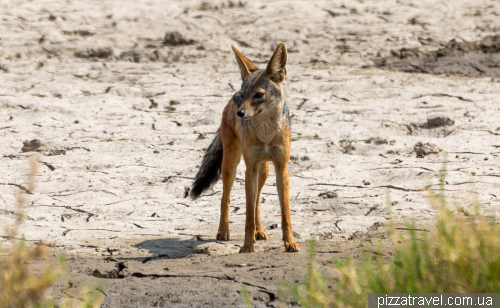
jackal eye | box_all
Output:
[254,92,264,99]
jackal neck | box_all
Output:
[249,100,288,144]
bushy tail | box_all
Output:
[190,130,223,199]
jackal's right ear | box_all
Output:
[231,45,259,81]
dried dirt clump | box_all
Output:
[74,47,114,59]
[413,142,442,158]
[375,35,500,77]
[163,31,197,46]
[425,116,454,127]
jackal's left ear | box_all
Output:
[232,45,259,81]
[266,42,287,83]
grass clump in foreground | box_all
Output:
[287,160,500,307]
[0,156,104,308]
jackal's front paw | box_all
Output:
[255,230,268,240]
[239,245,255,253]
[285,242,300,252]
[216,230,230,241]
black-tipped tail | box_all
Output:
[190,131,223,199]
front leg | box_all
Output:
[217,128,242,241]
[275,162,300,252]
[255,162,269,240]
[239,161,260,253]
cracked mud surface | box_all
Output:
[1,0,500,306]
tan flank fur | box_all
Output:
[190,43,299,253]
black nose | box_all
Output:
[237,110,245,118]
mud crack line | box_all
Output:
[49,189,117,197]
[309,183,421,192]
[0,183,32,194]
[33,204,96,222]
[412,93,473,102]
[63,228,122,236]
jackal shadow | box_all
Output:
[123,236,237,262]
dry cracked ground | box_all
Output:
[1,0,499,307]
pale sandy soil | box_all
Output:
[1,0,499,306]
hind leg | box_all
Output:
[217,132,241,241]
[274,161,299,252]
[255,162,269,240]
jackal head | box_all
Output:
[231,43,288,121]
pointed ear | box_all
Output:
[266,42,287,83]
[231,45,259,81]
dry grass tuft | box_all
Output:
[287,158,500,307]
[1,156,104,308]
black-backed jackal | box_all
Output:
[190,43,299,253]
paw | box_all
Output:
[216,230,230,241]
[239,245,255,253]
[285,242,300,252]
[255,230,268,240]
